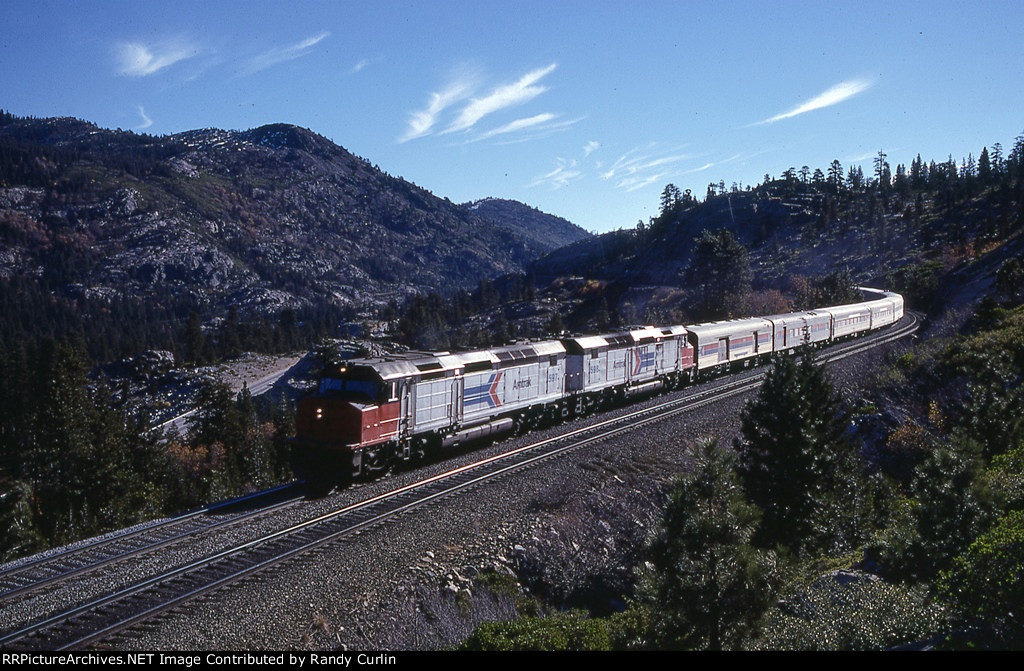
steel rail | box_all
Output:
[0,483,303,604]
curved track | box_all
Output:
[0,313,919,650]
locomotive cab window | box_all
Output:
[319,377,381,400]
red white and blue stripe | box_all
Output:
[633,348,655,375]
[465,371,503,408]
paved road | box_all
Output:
[155,355,305,435]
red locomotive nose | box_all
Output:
[296,396,400,449]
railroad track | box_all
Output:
[0,483,304,607]
[0,314,919,650]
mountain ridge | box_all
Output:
[0,113,589,320]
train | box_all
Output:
[291,288,903,486]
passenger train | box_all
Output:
[292,288,904,485]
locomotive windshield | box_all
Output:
[318,376,381,401]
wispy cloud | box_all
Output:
[349,57,376,75]
[754,78,872,125]
[135,106,153,130]
[473,113,557,141]
[683,162,715,175]
[846,150,877,162]
[479,116,583,146]
[582,141,600,157]
[678,154,745,179]
[445,63,557,134]
[528,157,583,189]
[116,39,196,77]
[600,144,694,191]
[400,71,479,143]
[402,64,561,143]
[242,32,329,75]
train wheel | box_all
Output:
[513,413,531,434]
[361,448,393,479]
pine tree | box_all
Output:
[735,350,865,555]
[184,311,208,364]
[827,160,844,193]
[941,509,1024,647]
[685,229,752,320]
[23,339,98,543]
[218,307,242,359]
[660,183,683,216]
[910,154,926,188]
[978,146,993,186]
[873,149,889,188]
[270,396,296,481]
[991,142,1004,176]
[187,382,247,498]
[888,436,995,583]
[0,479,40,561]
[644,439,778,650]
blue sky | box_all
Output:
[3,1,1022,233]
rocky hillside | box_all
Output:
[532,189,901,287]
[531,159,1023,318]
[395,143,1023,349]
[462,197,590,252]
[0,114,588,316]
